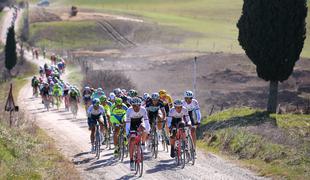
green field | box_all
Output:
[55,0,310,57]
[29,20,112,50]
[198,108,310,179]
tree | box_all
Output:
[237,0,308,113]
[5,25,17,76]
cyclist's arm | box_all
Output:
[125,109,131,135]
[167,109,173,128]
[194,100,202,123]
[142,108,150,132]
[183,109,192,126]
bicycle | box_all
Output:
[70,99,78,119]
[118,124,128,162]
[54,95,61,110]
[104,124,112,149]
[185,126,195,165]
[161,120,169,152]
[149,121,159,159]
[130,130,143,177]
[94,121,101,159]
[43,95,50,111]
[64,94,70,111]
[173,123,187,169]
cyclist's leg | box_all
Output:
[191,126,197,148]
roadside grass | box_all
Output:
[198,107,310,179]
[58,0,310,58]
[29,20,112,50]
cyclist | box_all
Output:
[126,97,150,171]
[168,99,191,158]
[69,86,80,105]
[92,88,105,99]
[159,90,173,116]
[83,86,92,113]
[31,76,40,96]
[40,82,50,110]
[142,93,150,106]
[87,98,107,152]
[115,88,130,107]
[52,83,63,108]
[145,93,167,147]
[100,95,112,145]
[63,83,70,111]
[110,98,128,155]
[109,92,116,104]
[182,91,201,150]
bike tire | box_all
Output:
[180,140,186,169]
[154,131,158,159]
[188,136,196,165]
[95,128,101,159]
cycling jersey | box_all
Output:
[53,87,63,97]
[41,87,49,96]
[145,99,165,126]
[87,105,106,128]
[182,99,201,125]
[125,107,150,135]
[167,107,191,128]
[160,94,173,116]
[110,103,127,125]
[31,78,39,87]
[83,89,92,98]
[91,92,105,99]
[69,90,79,101]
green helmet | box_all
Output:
[115,98,123,105]
[99,95,107,103]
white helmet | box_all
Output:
[109,92,116,100]
[184,90,194,98]
[143,93,150,101]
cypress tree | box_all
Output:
[237,0,308,113]
[5,25,17,75]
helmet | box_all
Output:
[151,93,160,100]
[143,93,150,100]
[131,97,142,106]
[92,98,100,106]
[115,98,123,105]
[84,86,90,90]
[159,90,167,96]
[121,89,127,94]
[113,88,122,96]
[33,76,37,79]
[128,89,137,97]
[97,88,103,92]
[173,99,183,107]
[99,95,107,103]
[184,90,194,98]
[109,92,116,100]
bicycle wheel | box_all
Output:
[153,131,158,159]
[95,128,101,159]
[180,139,186,169]
[188,136,196,165]
[135,144,143,177]
[174,140,180,166]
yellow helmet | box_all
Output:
[159,90,167,96]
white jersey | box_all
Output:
[167,107,191,127]
[182,99,201,123]
[87,105,105,116]
[126,107,150,134]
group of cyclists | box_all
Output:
[83,87,201,171]
[31,57,202,174]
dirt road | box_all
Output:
[0,8,266,180]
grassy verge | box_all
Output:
[198,107,310,179]
[58,0,310,57]
[29,20,112,50]
[0,122,79,179]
